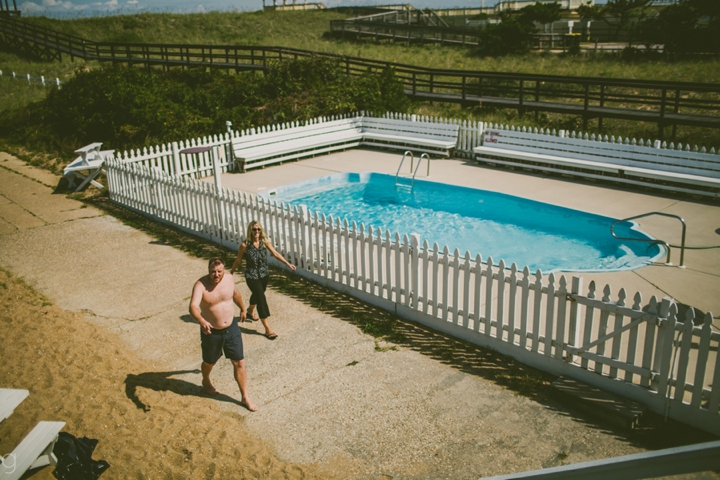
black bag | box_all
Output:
[52,432,110,480]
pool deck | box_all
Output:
[214,148,720,327]
[3,150,719,477]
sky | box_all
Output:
[17,0,608,18]
[18,0,491,17]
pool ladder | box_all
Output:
[395,151,430,193]
[610,212,687,267]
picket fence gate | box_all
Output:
[105,146,720,435]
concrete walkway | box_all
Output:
[1,151,718,479]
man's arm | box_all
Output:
[233,287,247,322]
[189,280,213,335]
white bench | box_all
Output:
[0,421,66,480]
[359,116,459,156]
[232,115,460,172]
[474,128,720,199]
[232,117,363,172]
[0,389,65,480]
[63,142,115,192]
[0,388,28,423]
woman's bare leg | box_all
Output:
[261,317,276,339]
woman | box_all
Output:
[230,220,296,340]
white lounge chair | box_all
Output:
[63,142,115,192]
[0,388,65,480]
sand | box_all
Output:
[0,267,342,479]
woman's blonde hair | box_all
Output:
[246,220,269,246]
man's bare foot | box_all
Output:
[240,398,258,412]
[202,379,219,396]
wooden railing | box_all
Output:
[2,16,719,137]
[330,18,480,46]
[0,0,20,17]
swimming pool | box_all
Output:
[261,173,664,273]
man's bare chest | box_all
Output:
[202,285,232,306]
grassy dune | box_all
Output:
[16,11,720,83]
[2,10,719,149]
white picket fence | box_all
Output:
[114,132,234,178]
[0,70,62,87]
[105,153,720,435]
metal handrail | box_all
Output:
[610,212,687,267]
[396,152,430,192]
[396,150,414,188]
[417,153,431,178]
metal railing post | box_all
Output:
[610,212,687,267]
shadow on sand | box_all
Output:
[125,369,245,412]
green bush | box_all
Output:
[477,20,536,57]
[477,2,562,56]
[0,58,409,162]
[636,0,720,54]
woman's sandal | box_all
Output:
[264,332,278,340]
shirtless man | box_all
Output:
[189,257,258,411]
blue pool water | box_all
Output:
[261,173,664,273]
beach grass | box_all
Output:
[14,11,720,83]
[3,10,719,150]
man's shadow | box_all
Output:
[125,369,246,412]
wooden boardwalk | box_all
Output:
[409,91,720,129]
[2,16,719,136]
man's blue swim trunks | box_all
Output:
[201,318,244,363]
